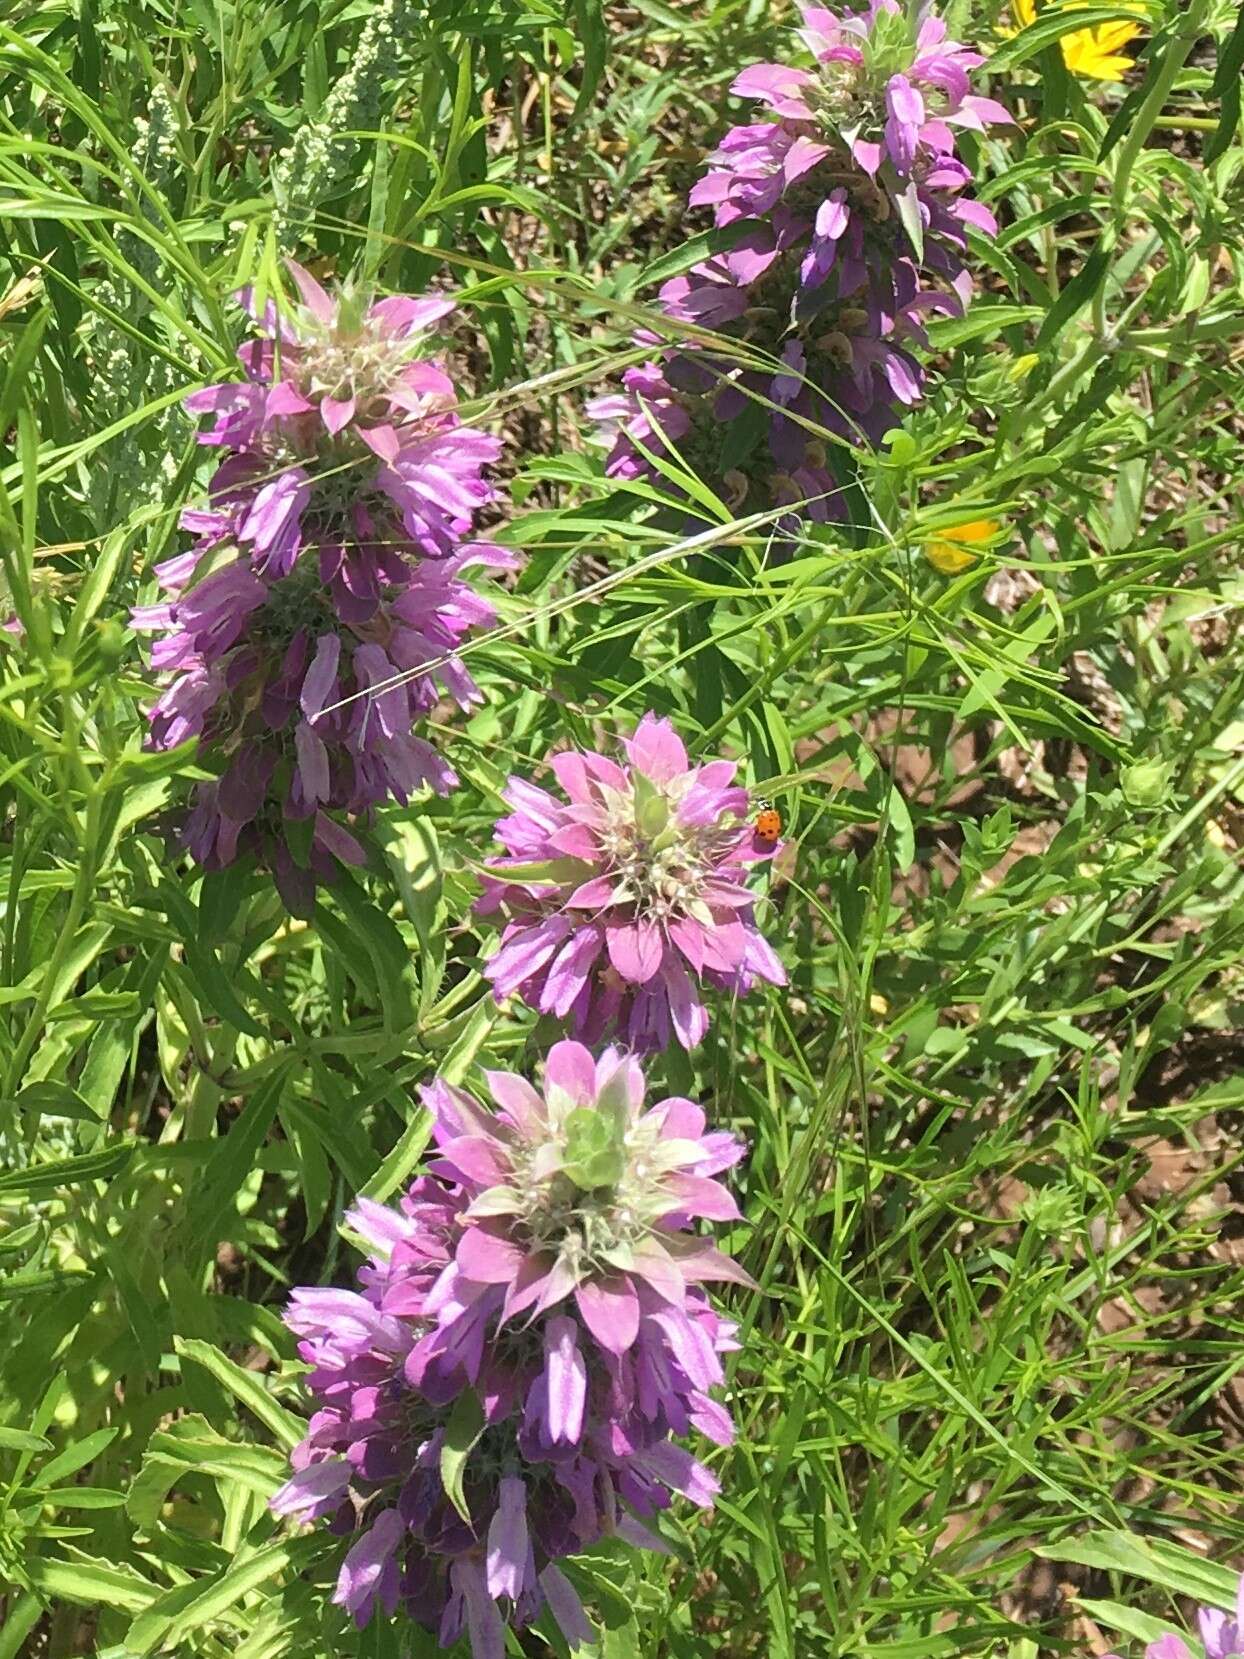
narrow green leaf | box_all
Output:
[439,1388,484,1525]
[174,1339,305,1452]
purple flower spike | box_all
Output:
[135,263,515,910]
[273,1044,754,1659]
[477,713,786,1051]
[706,0,1012,294]
[587,0,1011,519]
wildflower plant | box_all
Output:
[134,262,513,912]
[590,0,1013,516]
[477,713,786,1050]
[272,1042,751,1656]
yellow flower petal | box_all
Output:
[1000,0,1143,80]
[1062,19,1141,78]
[922,518,1001,574]
[1095,19,1143,48]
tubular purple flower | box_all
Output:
[477,713,786,1051]
[134,263,515,912]
[272,1043,753,1659]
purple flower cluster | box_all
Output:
[589,0,1012,515]
[477,713,786,1051]
[1103,1574,1244,1659]
[272,1043,751,1656]
[133,263,513,913]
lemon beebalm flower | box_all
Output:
[923,518,1002,574]
[1009,0,1143,80]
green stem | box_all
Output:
[1111,0,1209,213]
[1153,115,1219,131]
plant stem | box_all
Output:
[1111,0,1210,214]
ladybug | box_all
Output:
[753,801,782,846]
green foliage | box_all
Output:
[1,0,1244,1653]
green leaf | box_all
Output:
[62,525,132,652]
[1075,1600,1188,1651]
[183,1063,292,1255]
[0,1143,136,1198]
[29,1426,117,1486]
[439,1388,485,1525]
[46,989,141,1022]
[1035,242,1111,352]
[570,0,606,121]
[1036,1529,1239,1608]
[182,941,267,1038]
[886,784,915,874]
[124,1536,319,1653]
[23,1550,158,1614]
[173,1340,305,1451]
[894,181,924,264]
[1206,1,1244,162]
[0,1427,52,1453]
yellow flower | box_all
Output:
[1009,0,1142,80]
[922,518,1001,575]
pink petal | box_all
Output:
[783,134,831,183]
[540,929,603,1020]
[731,62,817,117]
[624,713,688,783]
[285,259,336,321]
[655,1096,707,1142]
[368,293,455,335]
[645,1305,722,1391]
[548,823,599,859]
[300,633,341,720]
[667,915,708,973]
[661,955,708,1049]
[565,875,619,909]
[575,1276,640,1352]
[542,1040,598,1108]
[606,919,665,984]
[581,752,629,791]
[548,749,595,803]
[593,1049,644,1118]
[360,423,401,462]
[628,1237,686,1304]
[456,1226,527,1284]
[660,1172,741,1222]
[744,929,787,986]
[266,380,313,416]
[312,812,367,866]
[539,1565,594,1649]
[852,138,884,176]
[661,1235,758,1289]
[815,189,850,241]
[886,72,925,125]
[483,1071,546,1138]
[437,1135,509,1187]
[501,1252,574,1323]
[321,395,355,435]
